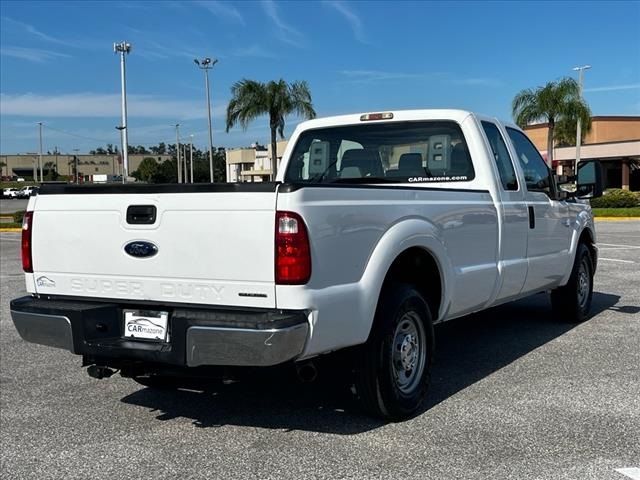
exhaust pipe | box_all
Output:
[295,361,318,383]
[87,365,116,379]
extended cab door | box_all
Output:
[505,127,573,293]
[480,120,529,302]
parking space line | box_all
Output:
[598,234,640,239]
[600,258,636,264]
[616,467,640,480]
[599,243,640,249]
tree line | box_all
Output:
[130,144,227,183]
[89,143,170,155]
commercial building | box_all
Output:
[523,116,640,191]
[0,153,172,181]
[225,141,288,182]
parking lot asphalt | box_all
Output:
[1,221,638,480]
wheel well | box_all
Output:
[579,227,597,272]
[382,247,442,319]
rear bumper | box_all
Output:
[10,296,309,367]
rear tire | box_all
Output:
[354,283,434,421]
[551,243,594,323]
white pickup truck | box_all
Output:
[11,110,603,419]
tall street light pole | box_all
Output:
[37,122,43,182]
[189,134,194,183]
[573,65,591,176]
[183,144,188,182]
[194,57,218,183]
[73,148,79,184]
[114,41,132,183]
[115,126,126,180]
[175,124,182,183]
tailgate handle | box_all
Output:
[127,205,156,225]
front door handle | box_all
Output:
[528,206,535,229]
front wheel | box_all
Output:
[551,243,594,323]
[354,284,434,421]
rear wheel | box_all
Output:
[354,284,434,420]
[551,243,594,323]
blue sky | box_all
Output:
[1,0,639,154]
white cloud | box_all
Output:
[339,70,503,88]
[340,70,433,83]
[1,17,78,47]
[231,44,277,59]
[0,46,71,63]
[584,83,640,93]
[0,93,227,120]
[261,0,305,47]
[324,1,367,44]
[197,1,245,24]
[121,29,206,60]
[453,77,504,87]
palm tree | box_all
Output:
[554,115,593,147]
[512,77,591,165]
[226,79,316,179]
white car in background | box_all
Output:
[2,188,19,198]
[16,186,38,198]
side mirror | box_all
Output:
[576,160,603,199]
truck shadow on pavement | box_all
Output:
[120,291,621,434]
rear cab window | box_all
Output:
[481,121,518,191]
[284,121,475,184]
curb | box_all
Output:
[0,228,21,232]
[594,217,640,221]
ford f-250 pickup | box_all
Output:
[10,110,603,420]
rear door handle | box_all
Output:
[528,206,535,229]
[127,205,157,225]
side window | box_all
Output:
[481,121,518,191]
[506,127,552,195]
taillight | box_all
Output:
[275,211,311,284]
[21,211,33,273]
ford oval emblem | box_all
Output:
[124,241,158,258]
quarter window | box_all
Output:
[481,121,518,191]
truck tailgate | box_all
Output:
[29,186,277,308]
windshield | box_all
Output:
[284,120,475,184]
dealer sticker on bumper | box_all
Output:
[123,310,169,342]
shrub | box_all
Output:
[590,189,640,208]
[12,210,25,224]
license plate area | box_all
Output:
[123,310,169,342]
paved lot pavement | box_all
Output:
[1,221,638,480]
